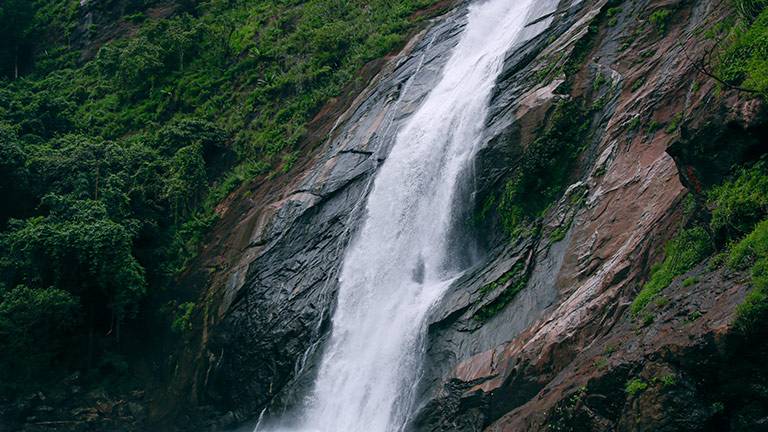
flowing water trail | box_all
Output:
[260,0,539,430]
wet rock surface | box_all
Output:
[166,5,472,427]
[0,374,148,432]
[166,0,768,430]
[412,0,768,430]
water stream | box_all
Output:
[259,0,540,430]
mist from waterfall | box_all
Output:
[258,0,542,430]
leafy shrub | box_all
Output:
[658,374,677,388]
[716,7,768,96]
[665,113,683,133]
[649,9,672,33]
[0,285,79,389]
[0,198,146,322]
[631,227,712,315]
[171,302,196,333]
[607,7,622,26]
[625,378,648,396]
[709,160,768,243]
[630,77,645,92]
[725,219,768,332]
[703,161,768,335]
[551,220,572,242]
[682,276,699,287]
[728,219,768,269]
[647,119,662,133]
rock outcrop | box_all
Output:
[168,0,768,430]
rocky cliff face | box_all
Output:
[170,0,768,430]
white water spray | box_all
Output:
[261,0,540,430]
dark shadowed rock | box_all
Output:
[168,0,768,430]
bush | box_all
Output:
[631,227,712,315]
[716,7,768,96]
[705,161,768,335]
[625,378,649,396]
[682,276,699,287]
[171,302,196,333]
[709,160,768,242]
[0,285,79,390]
[0,197,146,325]
[725,219,768,332]
[649,9,672,33]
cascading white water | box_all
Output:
[262,1,539,431]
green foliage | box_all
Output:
[497,99,591,237]
[716,6,768,96]
[171,302,196,333]
[0,0,37,78]
[647,119,662,134]
[649,9,672,34]
[551,219,572,242]
[672,160,768,333]
[0,0,440,394]
[665,113,683,133]
[631,227,712,315]
[726,219,768,331]
[682,276,699,287]
[547,386,590,432]
[592,72,608,92]
[641,312,655,326]
[658,374,677,388]
[739,224,768,272]
[709,160,768,242]
[627,116,641,131]
[0,285,79,390]
[0,123,31,223]
[165,143,208,222]
[712,401,726,414]
[0,198,146,321]
[486,89,596,239]
[607,7,622,27]
[625,378,649,396]
[474,262,528,321]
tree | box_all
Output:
[0,0,36,79]
[0,198,146,343]
[164,15,202,71]
[0,123,30,224]
[0,285,79,388]
[115,36,165,96]
[164,143,208,222]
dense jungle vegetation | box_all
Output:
[2,0,768,421]
[0,0,439,396]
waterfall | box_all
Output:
[260,0,539,430]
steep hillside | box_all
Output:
[1,0,768,430]
[167,0,768,430]
[0,0,451,430]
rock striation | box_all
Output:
[169,0,768,430]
